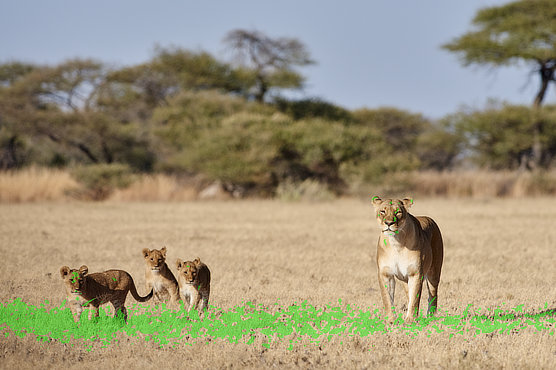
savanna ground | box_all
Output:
[1,198,555,368]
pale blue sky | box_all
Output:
[1,0,551,118]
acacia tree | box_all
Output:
[442,0,556,168]
[223,29,314,103]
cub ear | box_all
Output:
[402,197,414,209]
[161,247,167,257]
[60,266,70,279]
[79,265,88,276]
[194,257,201,266]
[142,248,150,258]
[176,258,183,270]
[371,196,383,208]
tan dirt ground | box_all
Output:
[0,198,555,368]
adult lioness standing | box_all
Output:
[372,196,443,322]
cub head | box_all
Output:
[60,265,88,294]
[371,196,413,235]
[176,258,201,284]
[142,247,167,273]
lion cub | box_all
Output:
[60,265,153,322]
[175,258,211,312]
[142,247,180,307]
[372,196,444,323]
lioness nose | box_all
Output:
[385,220,395,226]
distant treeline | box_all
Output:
[3,32,556,198]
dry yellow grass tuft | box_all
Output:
[0,167,80,203]
[0,198,554,368]
[109,174,197,202]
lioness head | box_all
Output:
[176,258,201,284]
[142,247,167,273]
[60,265,88,294]
[372,196,413,235]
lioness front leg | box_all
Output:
[406,273,424,322]
[378,271,396,322]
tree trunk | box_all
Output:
[255,75,267,103]
[0,135,19,169]
[529,63,553,169]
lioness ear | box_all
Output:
[371,196,383,208]
[161,247,167,257]
[402,197,414,209]
[176,259,183,270]
[142,248,150,258]
[79,265,88,276]
[60,266,70,279]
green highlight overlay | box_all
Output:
[0,298,554,351]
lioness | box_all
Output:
[60,265,153,322]
[175,257,211,312]
[142,247,180,307]
[371,196,443,322]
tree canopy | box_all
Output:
[443,0,556,107]
[223,29,314,102]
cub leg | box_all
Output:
[198,288,210,311]
[112,300,128,322]
[188,290,201,312]
[180,291,190,311]
[168,285,180,309]
[71,301,83,322]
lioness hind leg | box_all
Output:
[425,277,439,316]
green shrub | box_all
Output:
[71,163,134,200]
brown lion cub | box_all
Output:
[175,258,211,312]
[60,265,153,322]
[372,196,444,323]
[142,247,180,307]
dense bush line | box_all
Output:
[2,47,556,198]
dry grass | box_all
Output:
[0,167,80,203]
[408,170,556,197]
[0,198,555,368]
[355,170,556,199]
[4,167,556,203]
[109,174,197,202]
